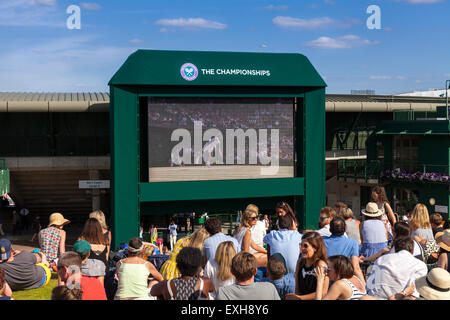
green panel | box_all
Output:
[110,50,326,88]
[302,88,326,230]
[139,178,304,202]
[110,87,140,248]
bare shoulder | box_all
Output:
[317,260,328,267]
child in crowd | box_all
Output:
[263,253,295,299]
[51,285,82,300]
[73,240,106,285]
[430,213,444,236]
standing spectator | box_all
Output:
[57,251,107,300]
[262,253,295,300]
[202,218,240,263]
[0,211,4,237]
[316,207,337,237]
[275,201,297,230]
[149,224,158,245]
[435,230,450,272]
[39,212,70,265]
[0,268,12,300]
[186,215,191,235]
[216,251,280,300]
[233,204,267,267]
[19,207,30,232]
[0,238,51,291]
[151,247,214,300]
[415,267,450,300]
[115,238,163,300]
[371,186,397,239]
[322,217,365,284]
[263,215,302,274]
[263,214,271,234]
[341,207,361,245]
[78,218,110,273]
[365,237,428,299]
[89,210,111,248]
[204,241,236,299]
[168,220,178,252]
[11,210,19,236]
[30,215,41,243]
[286,231,329,300]
[430,213,444,236]
[160,227,210,281]
[315,255,366,300]
[359,202,388,258]
[334,202,348,217]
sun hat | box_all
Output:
[0,238,12,261]
[73,240,91,255]
[415,267,450,300]
[48,212,70,227]
[435,229,450,252]
[361,202,383,217]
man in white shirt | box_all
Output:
[316,207,335,237]
[366,237,428,299]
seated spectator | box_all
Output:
[216,251,280,300]
[0,268,12,300]
[359,202,388,258]
[286,231,329,300]
[160,227,210,281]
[51,285,82,300]
[275,202,298,230]
[203,218,240,263]
[39,212,70,266]
[430,213,444,236]
[233,204,267,267]
[0,238,51,291]
[435,230,450,272]
[415,267,450,300]
[315,255,366,300]
[262,253,295,300]
[365,237,428,300]
[57,251,107,300]
[151,247,214,300]
[115,237,163,300]
[73,240,106,285]
[322,217,365,283]
[263,215,302,274]
[334,202,348,217]
[341,207,361,245]
[89,210,111,249]
[204,241,236,299]
[409,203,435,243]
[316,207,336,237]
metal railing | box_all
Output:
[337,159,383,183]
[0,159,10,195]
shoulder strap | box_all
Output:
[167,279,174,300]
[197,278,204,300]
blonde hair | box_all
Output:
[215,241,236,282]
[89,210,108,230]
[340,207,354,220]
[241,204,259,229]
[410,203,431,229]
[187,227,210,252]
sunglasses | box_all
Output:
[319,216,330,220]
[250,216,258,221]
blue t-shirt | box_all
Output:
[323,235,359,258]
[203,233,241,262]
[262,273,295,300]
[263,230,302,273]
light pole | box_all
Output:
[446,80,450,120]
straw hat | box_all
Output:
[435,230,450,252]
[48,212,70,227]
[361,202,382,217]
[415,268,450,300]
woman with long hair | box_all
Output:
[371,186,397,238]
[78,218,110,273]
[233,204,267,267]
[275,201,298,230]
[409,203,434,242]
[286,232,329,300]
[315,255,366,300]
[89,210,111,247]
[160,227,210,281]
[204,241,237,299]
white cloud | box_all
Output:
[155,18,227,30]
[305,35,380,49]
[370,76,392,80]
[81,3,102,11]
[397,0,443,4]
[262,4,289,11]
[129,38,147,44]
[273,16,352,30]
[28,0,56,6]
[0,0,62,27]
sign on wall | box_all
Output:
[79,180,110,189]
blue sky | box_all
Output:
[0,0,449,94]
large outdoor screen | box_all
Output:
[147,97,295,182]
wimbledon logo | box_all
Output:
[180,63,198,81]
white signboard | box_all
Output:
[435,205,448,214]
[79,180,110,189]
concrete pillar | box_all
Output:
[89,170,101,212]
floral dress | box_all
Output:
[39,226,61,263]
[160,237,190,281]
